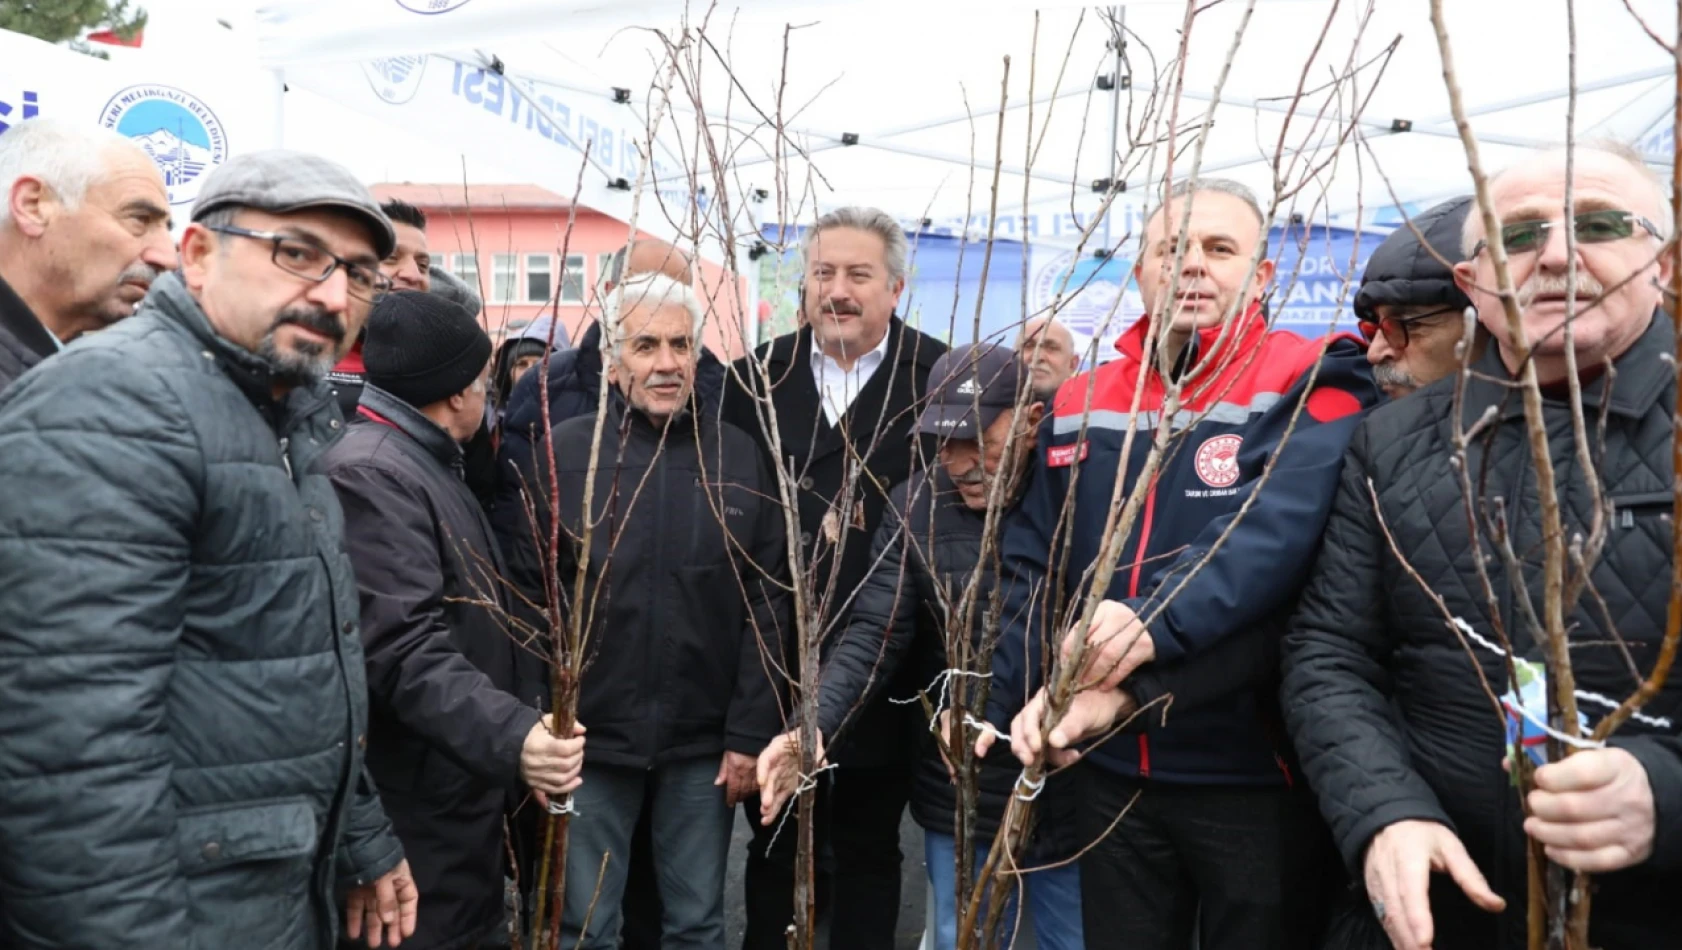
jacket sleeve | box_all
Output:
[816,487,919,745]
[0,357,199,947]
[726,454,795,755]
[330,462,543,787]
[1125,617,1281,730]
[1136,340,1381,663]
[334,765,406,889]
[1613,733,1682,870]
[985,416,1068,734]
[1280,426,1453,876]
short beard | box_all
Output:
[1372,361,1419,397]
[256,306,344,388]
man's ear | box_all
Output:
[1452,260,1479,297]
[7,176,53,238]
[1252,258,1277,303]
[178,223,219,294]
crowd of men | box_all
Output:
[0,112,1678,950]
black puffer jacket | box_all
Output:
[491,321,728,580]
[506,392,791,766]
[1282,312,1682,950]
[0,271,56,392]
[0,272,402,950]
[825,470,1284,854]
[328,385,545,950]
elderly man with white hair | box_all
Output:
[1283,140,1682,950]
[0,117,174,389]
[506,272,792,950]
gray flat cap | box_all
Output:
[191,149,395,259]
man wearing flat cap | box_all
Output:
[0,149,417,950]
[327,291,587,950]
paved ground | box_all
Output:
[723,808,929,950]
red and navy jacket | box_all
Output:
[986,306,1380,784]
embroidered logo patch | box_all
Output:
[1193,434,1243,488]
[1046,442,1088,468]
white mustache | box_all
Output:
[1518,273,1606,306]
[118,262,162,287]
[644,373,687,389]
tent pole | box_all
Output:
[1103,5,1124,252]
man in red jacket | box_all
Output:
[985,178,1379,950]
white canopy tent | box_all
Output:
[251,0,1680,256]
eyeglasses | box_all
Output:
[1358,305,1462,351]
[1471,209,1660,258]
[208,225,393,302]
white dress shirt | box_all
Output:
[810,329,891,426]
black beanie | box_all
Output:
[362,290,493,408]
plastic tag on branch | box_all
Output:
[1501,658,1587,770]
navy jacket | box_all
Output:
[986,307,1379,783]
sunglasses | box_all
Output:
[1470,209,1660,258]
[1358,305,1463,351]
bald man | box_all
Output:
[0,118,174,390]
[1017,315,1082,403]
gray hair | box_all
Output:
[0,118,152,226]
[1144,177,1269,255]
[604,272,706,359]
[1462,139,1674,255]
[801,206,909,284]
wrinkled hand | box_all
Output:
[1363,820,1505,950]
[1525,747,1656,872]
[346,858,420,948]
[756,731,826,826]
[521,715,586,795]
[1062,599,1155,690]
[1005,687,1136,769]
[716,751,759,807]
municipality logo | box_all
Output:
[99,84,227,207]
[1031,249,1143,349]
[396,0,473,13]
[362,55,428,105]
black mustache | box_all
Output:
[822,301,863,316]
[274,307,346,345]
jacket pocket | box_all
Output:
[1611,490,1672,528]
[177,797,318,948]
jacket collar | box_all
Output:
[145,272,336,418]
[0,270,60,366]
[605,382,699,437]
[1464,309,1675,424]
[1114,301,1269,375]
[358,383,465,469]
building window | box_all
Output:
[559,254,585,305]
[526,254,552,304]
[451,253,480,293]
[491,253,518,303]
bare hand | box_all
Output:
[1062,599,1156,689]
[345,858,420,947]
[715,750,759,807]
[1006,687,1135,768]
[521,716,586,795]
[1526,747,1656,872]
[1363,820,1505,950]
[756,731,825,826]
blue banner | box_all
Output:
[758,223,1386,360]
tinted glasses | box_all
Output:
[1470,209,1660,258]
[1358,305,1463,351]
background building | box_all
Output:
[372,183,751,358]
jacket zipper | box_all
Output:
[278,437,293,480]
[648,427,667,768]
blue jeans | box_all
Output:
[924,830,1084,950]
[560,756,733,950]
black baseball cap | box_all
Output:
[917,343,1026,440]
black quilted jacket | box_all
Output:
[1282,312,1682,950]
[0,271,56,393]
